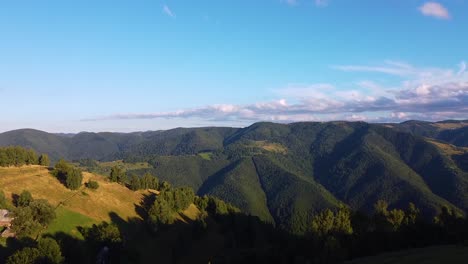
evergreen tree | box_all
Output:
[148,199,175,232]
[129,175,141,191]
[6,247,40,264]
[37,238,64,264]
[52,160,82,190]
[38,154,50,167]
[17,190,33,207]
[65,167,83,190]
[109,166,126,183]
[85,180,99,190]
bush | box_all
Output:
[52,160,83,190]
[16,190,34,207]
[86,180,99,190]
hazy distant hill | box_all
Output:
[388,120,468,146]
[1,120,468,233]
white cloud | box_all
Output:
[84,61,468,124]
[163,5,176,18]
[458,61,467,76]
[315,0,329,7]
[419,2,450,20]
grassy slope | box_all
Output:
[0,165,205,263]
[0,166,146,257]
[46,207,95,239]
[0,166,144,224]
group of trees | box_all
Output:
[6,238,63,264]
[195,195,240,216]
[129,173,160,191]
[0,147,49,167]
[108,166,170,192]
[108,166,127,184]
[303,200,468,263]
[146,187,196,232]
[0,189,57,263]
[85,180,99,190]
[52,160,83,190]
[11,193,56,239]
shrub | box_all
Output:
[86,180,99,190]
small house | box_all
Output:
[0,209,13,227]
[0,209,15,238]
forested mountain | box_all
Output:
[1,121,468,234]
[388,120,468,146]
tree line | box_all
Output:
[0,147,49,167]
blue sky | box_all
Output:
[0,0,467,132]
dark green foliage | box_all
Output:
[81,222,122,246]
[147,199,175,232]
[77,158,98,168]
[52,160,83,190]
[65,168,83,190]
[37,238,64,264]
[0,146,38,167]
[139,155,230,190]
[393,120,468,147]
[198,158,274,223]
[5,238,64,264]
[0,190,9,208]
[311,206,353,237]
[140,173,159,190]
[38,154,50,167]
[11,199,56,238]
[373,200,406,232]
[195,195,240,216]
[11,206,42,238]
[159,187,195,212]
[17,190,33,207]
[6,247,41,264]
[109,166,126,184]
[128,173,159,191]
[129,174,141,191]
[85,180,99,190]
[159,181,171,192]
[2,121,468,236]
[145,187,197,232]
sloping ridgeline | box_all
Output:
[1,121,468,234]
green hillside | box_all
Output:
[2,121,468,234]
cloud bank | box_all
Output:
[84,60,468,124]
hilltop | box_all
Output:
[0,166,199,237]
[1,120,468,234]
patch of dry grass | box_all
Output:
[431,122,468,130]
[0,166,146,222]
[177,203,201,223]
[426,139,468,156]
[250,140,288,154]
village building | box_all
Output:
[0,209,15,238]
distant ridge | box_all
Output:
[1,120,468,233]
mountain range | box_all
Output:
[1,120,468,234]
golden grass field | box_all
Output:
[431,122,468,130]
[426,139,468,156]
[250,140,288,154]
[0,166,144,222]
[0,166,200,223]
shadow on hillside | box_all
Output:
[0,237,36,263]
